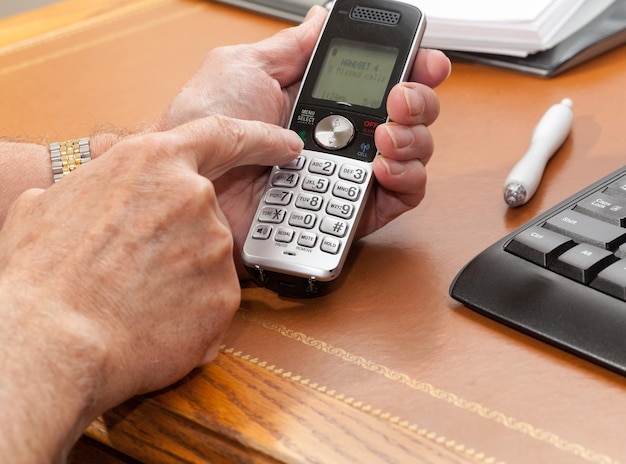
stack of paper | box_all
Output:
[415,0,615,57]
[212,0,620,63]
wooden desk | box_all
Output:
[3,1,626,463]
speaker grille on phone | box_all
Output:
[350,6,400,25]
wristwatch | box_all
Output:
[50,137,91,182]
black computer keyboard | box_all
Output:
[450,165,626,376]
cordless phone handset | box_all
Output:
[243,0,426,297]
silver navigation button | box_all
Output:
[314,115,355,150]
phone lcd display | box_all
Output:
[312,38,399,109]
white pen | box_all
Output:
[503,98,574,207]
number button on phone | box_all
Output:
[302,175,330,193]
[280,155,305,170]
[309,158,337,176]
[289,211,317,229]
[296,193,323,211]
[333,181,361,202]
[339,164,368,184]
[327,198,354,219]
[265,189,293,206]
[271,171,299,188]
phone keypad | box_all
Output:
[251,154,370,257]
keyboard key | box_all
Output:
[591,259,626,300]
[505,226,575,267]
[574,192,626,226]
[611,233,626,259]
[603,175,626,199]
[544,209,626,250]
[549,243,615,283]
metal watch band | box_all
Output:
[50,137,91,182]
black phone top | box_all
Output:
[290,0,425,162]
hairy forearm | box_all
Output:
[0,283,107,463]
[0,140,50,226]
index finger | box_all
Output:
[174,115,304,180]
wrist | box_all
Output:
[46,125,151,182]
[88,124,151,160]
[64,121,155,162]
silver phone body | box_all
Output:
[243,0,426,296]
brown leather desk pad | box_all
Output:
[3,1,626,462]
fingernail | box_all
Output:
[285,130,304,153]
[379,155,405,176]
[304,5,325,21]
[384,124,413,149]
[403,84,424,117]
[444,55,452,80]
